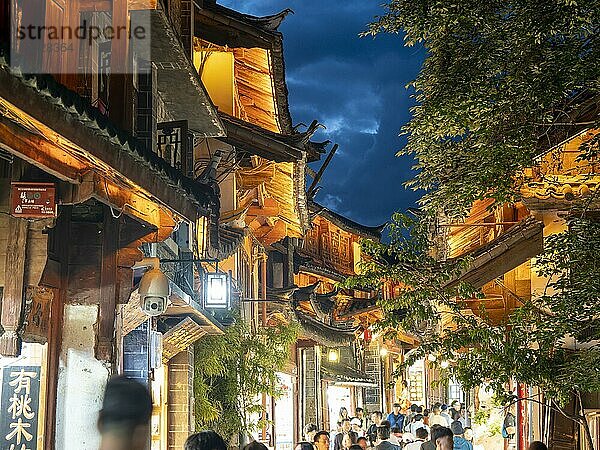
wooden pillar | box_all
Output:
[44,205,70,450]
[108,0,130,130]
[0,216,28,356]
[96,207,119,361]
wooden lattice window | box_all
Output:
[320,232,331,260]
[157,120,192,176]
[340,235,351,269]
[330,230,341,264]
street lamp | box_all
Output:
[328,348,340,362]
[427,354,437,362]
[440,360,450,369]
[204,272,230,309]
[380,346,389,357]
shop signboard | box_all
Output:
[1,365,41,449]
[407,359,425,403]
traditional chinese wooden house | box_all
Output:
[0,0,234,448]
[190,1,342,447]
[433,94,600,450]
[260,198,406,434]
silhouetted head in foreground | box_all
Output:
[527,442,548,450]
[243,441,269,450]
[433,427,453,450]
[98,376,152,450]
[185,430,228,450]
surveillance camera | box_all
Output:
[139,268,170,316]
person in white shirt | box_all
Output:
[428,404,448,427]
[440,404,452,426]
[404,428,429,450]
[409,415,430,436]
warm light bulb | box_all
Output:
[380,346,389,357]
[328,349,339,362]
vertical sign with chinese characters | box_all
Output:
[1,366,41,450]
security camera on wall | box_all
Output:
[138,266,170,317]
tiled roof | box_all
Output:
[0,49,219,217]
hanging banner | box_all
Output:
[1,366,41,449]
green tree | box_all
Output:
[346,213,600,449]
[193,313,298,441]
[364,0,600,218]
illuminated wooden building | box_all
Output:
[190,2,341,448]
[261,199,399,436]
[0,1,234,449]
[434,96,600,449]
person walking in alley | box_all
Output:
[421,425,442,450]
[436,430,454,450]
[184,430,228,450]
[375,425,400,450]
[357,436,368,450]
[449,422,473,450]
[404,427,428,450]
[335,419,358,450]
[367,411,383,445]
[314,431,331,450]
[409,414,429,436]
[351,418,364,437]
[97,376,152,450]
[527,442,548,450]
[387,403,405,431]
[429,404,448,427]
[355,407,367,430]
[440,405,451,426]
[339,407,350,423]
[304,424,319,443]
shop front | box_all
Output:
[274,372,295,450]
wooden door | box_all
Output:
[548,398,579,450]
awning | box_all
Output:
[0,51,219,223]
[445,217,544,289]
[321,361,377,387]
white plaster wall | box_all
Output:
[55,304,110,450]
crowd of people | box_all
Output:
[97,376,549,450]
[302,402,549,450]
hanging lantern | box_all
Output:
[363,328,372,344]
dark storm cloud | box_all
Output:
[221,0,424,226]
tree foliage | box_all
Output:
[364,0,600,217]
[346,213,600,446]
[193,314,298,440]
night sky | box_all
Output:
[221,0,425,226]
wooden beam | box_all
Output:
[79,0,112,11]
[247,197,280,218]
[0,117,85,182]
[0,216,28,356]
[43,207,69,450]
[128,0,157,10]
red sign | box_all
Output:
[10,182,57,218]
[363,328,372,344]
